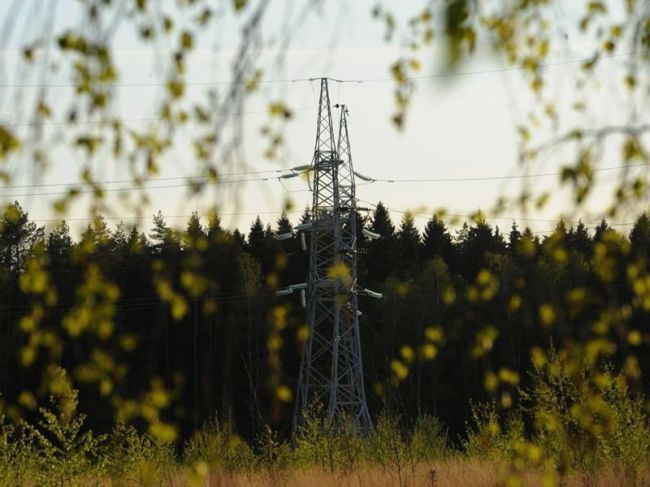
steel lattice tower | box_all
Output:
[292,78,373,432]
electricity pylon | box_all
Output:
[277,78,375,433]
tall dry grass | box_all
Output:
[186,460,650,487]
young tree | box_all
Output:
[149,211,177,255]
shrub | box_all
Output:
[293,409,365,472]
[462,401,525,462]
[183,417,254,472]
[522,351,650,477]
[106,422,176,484]
[409,415,448,462]
[0,414,33,485]
[21,389,106,485]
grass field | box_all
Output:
[4,361,650,487]
[168,461,649,487]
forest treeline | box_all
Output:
[2,200,650,441]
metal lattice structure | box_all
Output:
[290,78,373,432]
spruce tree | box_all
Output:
[366,202,398,283]
[630,213,650,258]
[0,201,44,271]
[276,211,293,234]
[397,212,420,275]
[47,221,72,263]
[421,215,453,263]
[593,219,610,242]
[369,201,395,236]
[184,212,205,249]
[567,220,591,255]
[508,222,522,253]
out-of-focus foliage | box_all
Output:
[464,351,650,484]
[1,1,650,484]
[371,2,650,482]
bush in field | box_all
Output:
[183,417,255,473]
[21,390,105,485]
[255,425,293,484]
[408,415,448,462]
[462,401,525,463]
[293,407,365,473]
[598,381,650,482]
[0,415,33,485]
[366,415,411,484]
[106,422,176,484]
[463,351,650,481]
[522,351,650,478]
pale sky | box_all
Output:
[0,0,648,237]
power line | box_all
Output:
[359,49,643,83]
[0,291,278,318]
[1,106,316,127]
[360,163,649,184]
[3,159,647,192]
[29,209,303,223]
[531,221,635,235]
[0,49,642,89]
[358,198,633,228]
[0,175,281,198]
[0,168,291,189]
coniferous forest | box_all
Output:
[3,199,650,447]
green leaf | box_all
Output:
[233,0,247,12]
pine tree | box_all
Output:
[247,216,266,258]
[232,229,246,248]
[369,202,395,236]
[184,212,206,249]
[79,216,110,251]
[458,216,503,275]
[630,213,650,258]
[47,221,72,263]
[127,225,147,252]
[567,220,591,255]
[299,206,311,224]
[397,212,420,275]
[276,210,293,234]
[149,211,175,253]
[206,213,224,243]
[593,219,610,242]
[366,202,398,283]
[515,226,539,259]
[421,215,453,263]
[508,222,522,253]
[245,217,275,273]
[0,201,44,271]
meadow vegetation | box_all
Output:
[2,354,649,486]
